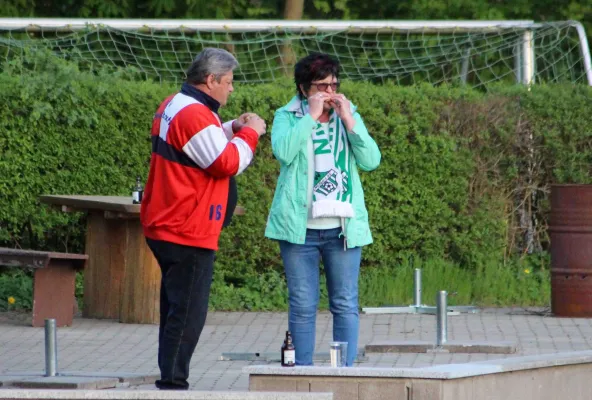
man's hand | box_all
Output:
[329,94,355,132]
[244,115,267,137]
[232,113,258,132]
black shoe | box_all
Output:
[155,379,189,390]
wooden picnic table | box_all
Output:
[40,195,245,324]
[39,195,159,324]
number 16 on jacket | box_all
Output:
[209,204,222,221]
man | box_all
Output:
[140,48,266,390]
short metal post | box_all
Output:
[413,269,422,307]
[45,319,57,377]
[436,291,448,347]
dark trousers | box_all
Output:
[146,237,215,390]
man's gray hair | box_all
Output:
[185,48,239,84]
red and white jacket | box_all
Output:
[141,86,259,250]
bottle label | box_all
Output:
[133,191,141,203]
[283,349,295,364]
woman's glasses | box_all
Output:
[310,82,340,91]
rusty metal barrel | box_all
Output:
[550,184,592,317]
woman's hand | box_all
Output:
[329,94,355,132]
[308,92,329,121]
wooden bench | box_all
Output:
[0,248,88,327]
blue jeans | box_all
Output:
[279,228,362,366]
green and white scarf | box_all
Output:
[300,99,355,219]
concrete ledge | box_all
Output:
[220,351,368,362]
[246,350,592,379]
[246,351,592,400]
[0,372,159,390]
[365,340,517,354]
[59,372,160,387]
[245,365,495,380]
[10,377,119,390]
[0,375,40,388]
[0,389,333,400]
[365,341,433,353]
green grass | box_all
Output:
[358,255,550,308]
[0,255,550,312]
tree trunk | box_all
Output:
[283,0,304,19]
[281,0,304,75]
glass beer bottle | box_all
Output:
[281,330,295,367]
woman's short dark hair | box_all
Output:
[294,53,340,99]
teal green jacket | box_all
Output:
[264,96,381,247]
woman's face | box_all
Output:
[303,74,340,111]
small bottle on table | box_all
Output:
[132,176,143,204]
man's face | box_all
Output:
[209,71,234,106]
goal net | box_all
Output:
[1,19,591,88]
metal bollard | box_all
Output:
[413,269,422,307]
[45,319,58,377]
[436,291,448,347]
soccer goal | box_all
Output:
[1,18,591,88]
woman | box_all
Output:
[265,53,381,366]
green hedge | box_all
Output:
[1,51,591,309]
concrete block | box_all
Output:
[440,378,473,400]
[0,389,334,400]
[0,375,39,388]
[248,377,302,392]
[1,372,158,389]
[365,341,432,353]
[358,379,408,400]
[60,372,160,386]
[11,376,119,390]
[409,380,442,400]
[365,340,517,354]
[309,378,358,400]
[443,341,517,354]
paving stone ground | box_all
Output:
[1,307,591,391]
